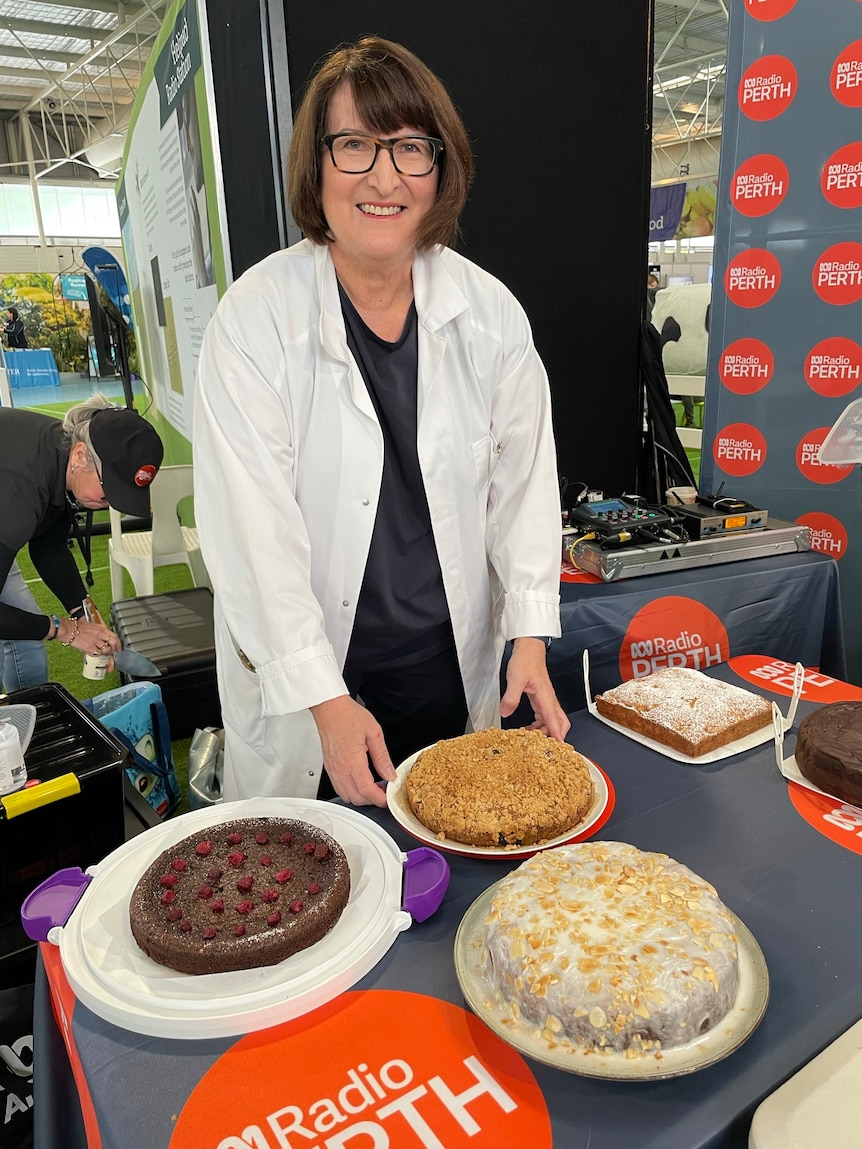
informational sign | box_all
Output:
[59,274,88,301]
[117,0,228,446]
[701,0,862,683]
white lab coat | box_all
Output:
[193,239,562,799]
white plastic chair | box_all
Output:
[108,464,211,601]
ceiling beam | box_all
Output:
[16,0,150,12]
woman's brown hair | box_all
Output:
[288,37,474,250]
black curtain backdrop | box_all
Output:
[207,0,654,497]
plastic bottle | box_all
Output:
[0,720,26,796]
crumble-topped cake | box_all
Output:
[594,667,771,756]
[129,817,350,974]
[482,840,740,1056]
[404,727,594,848]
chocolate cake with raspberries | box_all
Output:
[129,817,351,974]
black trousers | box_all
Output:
[317,644,469,799]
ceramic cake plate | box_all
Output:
[454,879,769,1081]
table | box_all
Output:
[5,348,61,388]
[545,550,846,716]
[32,664,862,1149]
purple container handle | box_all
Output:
[402,847,450,922]
[21,867,92,942]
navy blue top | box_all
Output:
[339,284,452,673]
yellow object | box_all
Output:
[1,773,81,819]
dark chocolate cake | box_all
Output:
[129,817,351,974]
[796,702,862,808]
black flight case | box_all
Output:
[110,587,222,740]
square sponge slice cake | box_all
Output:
[595,667,771,757]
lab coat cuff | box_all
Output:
[258,646,347,715]
[501,591,562,641]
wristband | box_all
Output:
[61,617,79,647]
[47,614,61,641]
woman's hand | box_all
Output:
[310,695,397,807]
[57,616,121,658]
[500,637,571,741]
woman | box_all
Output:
[194,37,568,808]
[4,307,27,349]
[0,394,164,692]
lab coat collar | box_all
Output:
[311,240,470,360]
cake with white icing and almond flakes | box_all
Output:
[481,841,740,1056]
[594,666,771,757]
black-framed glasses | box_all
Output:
[321,132,444,176]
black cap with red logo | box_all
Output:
[88,407,164,517]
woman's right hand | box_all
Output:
[56,616,121,656]
[310,695,396,807]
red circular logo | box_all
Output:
[803,337,862,396]
[619,597,729,683]
[744,0,798,18]
[134,464,157,487]
[170,991,551,1149]
[812,242,862,305]
[725,249,782,308]
[796,428,855,484]
[731,154,789,217]
[821,141,862,209]
[796,512,849,559]
[739,55,798,121]
[718,338,774,394]
[831,40,862,108]
[713,423,767,477]
[789,784,862,857]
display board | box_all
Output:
[701,0,862,683]
[116,0,229,455]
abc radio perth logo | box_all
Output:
[812,242,862,305]
[719,338,774,394]
[832,40,862,109]
[796,513,848,560]
[731,154,789,218]
[739,55,797,121]
[620,598,729,682]
[725,249,781,308]
[822,141,862,210]
[796,428,855,484]
[714,423,767,478]
[804,337,862,397]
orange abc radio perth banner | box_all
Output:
[700,0,862,682]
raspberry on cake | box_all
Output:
[594,667,771,757]
[404,728,594,848]
[482,841,740,1056]
[129,817,350,974]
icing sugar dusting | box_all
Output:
[602,667,768,738]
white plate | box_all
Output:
[56,799,412,1038]
[386,746,610,859]
[583,651,802,765]
[454,880,769,1081]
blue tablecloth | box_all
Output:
[31,665,862,1149]
[549,550,847,714]
[5,348,61,388]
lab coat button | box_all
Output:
[362,498,370,506]
[342,600,349,607]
